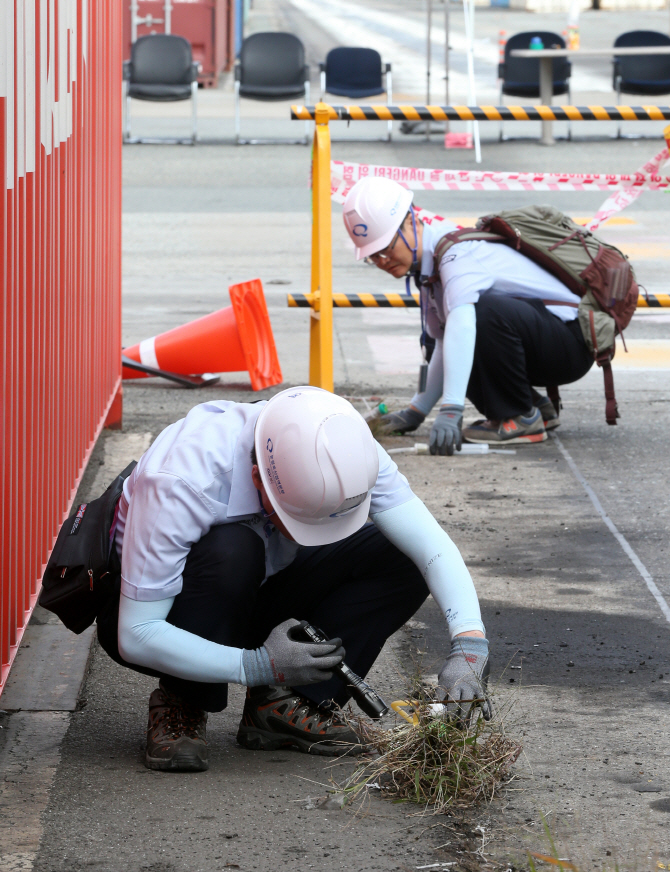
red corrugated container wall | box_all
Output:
[123,0,235,88]
[0,0,123,697]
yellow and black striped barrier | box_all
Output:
[288,292,670,308]
[637,293,670,307]
[291,104,670,123]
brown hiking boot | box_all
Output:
[236,686,364,757]
[145,684,209,772]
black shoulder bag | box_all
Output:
[39,460,137,634]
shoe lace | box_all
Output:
[290,698,345,731]
[156,701,203,739]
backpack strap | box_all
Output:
[597,353,620,425]
[432,228,506,279]
[546,385,561,416]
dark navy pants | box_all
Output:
[467,293,594,421]
[97,522,428,712]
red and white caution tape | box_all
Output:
[331,157,670,194]
[587,145,669,229]
[331,145,670,229]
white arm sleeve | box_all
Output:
[409,338,444,416]
[117,594,247,685]
[371,496,485,638]
[442,303,477,406]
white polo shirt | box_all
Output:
[420,220,580,339]
[115,400,414,602]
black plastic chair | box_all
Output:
[234,32,310,145]
[123,35,200,145]
[498,31,571,140]
[613,31,670,136]
[320,48,392,141]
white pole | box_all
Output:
[426,0,432,140]
[462,0,481,162]
[131,0,138,43]
[445,0,450,131]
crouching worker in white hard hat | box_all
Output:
[343,177,594,453]
[96,387,490,771]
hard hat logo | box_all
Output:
[266,438,273,452]
[390,195,403,216]
[342,177,413,262]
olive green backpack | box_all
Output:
[433,205,640,425]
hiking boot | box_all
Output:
[462,407,547,445]
[536,395,560,431]
[145,684,209,772]
[236,686,364,757]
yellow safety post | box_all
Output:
[665,123,670,150]
[309,103,334,391]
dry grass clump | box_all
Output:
[340,682,522,814]
[363,410,388,440]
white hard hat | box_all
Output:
[343,177,414,261]
[254,387,379,546]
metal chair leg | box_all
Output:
[191,81,198,144]
[303,80,311,144]
[234,80,241,144]
[499,86,504,141]
[567,85,572,141]
[386,69,393,141]
[123,78,132,142]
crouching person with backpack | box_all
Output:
[92,388,491,771]
[343,178,637,453]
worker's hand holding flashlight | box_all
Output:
[437,635,492,722]
[429,405,464,456]
[260,618,346,686]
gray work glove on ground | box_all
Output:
[242,618,345,687]
[437,636,492,721]
[379,407,425,435]
[429,404,464,456]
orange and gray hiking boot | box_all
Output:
[463,407,547,445]
[536,395,560,430]
[145,684,208,772]
[236,686,364,757]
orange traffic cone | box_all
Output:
[122,279,283,391]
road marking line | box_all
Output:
[551,433,670,624]
[612,340,670,370]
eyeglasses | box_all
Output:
[364,231,401,265]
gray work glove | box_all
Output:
[429,404,464,456]
[437,636,492,722]
[242,618,345,687]
[379,407,425,435]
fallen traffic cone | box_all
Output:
[122,279,283,391]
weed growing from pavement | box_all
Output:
[338,674,522,815]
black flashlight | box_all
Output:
[295,621,389,720]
